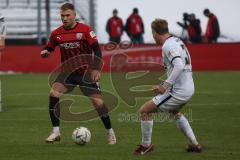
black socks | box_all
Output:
[49,96,60,127]
[96,104,112,130]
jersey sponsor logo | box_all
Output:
[76,33,83,40]
[60,42,80,49]
[89,31,96,38]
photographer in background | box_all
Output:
[187,13,202,43]
[177,13,202,43]
[177,12,189,42]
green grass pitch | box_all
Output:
[0,72,240,160]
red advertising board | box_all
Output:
[0,43,240,73]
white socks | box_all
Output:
[176,115,198,145]
[141,120,153,147]
[140,115,198,147]
[107,128,114,134]
[53,126,60,134]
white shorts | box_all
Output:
[152,92,191,112]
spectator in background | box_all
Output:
[125,8,144,44]
[177,12,189,42]
[0,14,6,51]
[177,13,202,43]
[106,9,123,44]
[203,8,220,43]
[187,13,202,43]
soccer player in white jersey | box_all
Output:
[134,19,202,155]
[0,14,6,112]
[0,14,6,50]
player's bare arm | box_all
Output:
[152,81,172,95]
[90,69,101,82]
[0,19,6,51]
[152,85,165,94]
[0,37,5,51]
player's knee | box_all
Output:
[170,111,182,120]
[139,107,148,114]
[139,107,153,121]
[50,89,63,98]
[91,98,104,108]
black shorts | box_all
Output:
[54,72,101,96]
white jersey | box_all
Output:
[0,16,6,39]
[162,36,194,100]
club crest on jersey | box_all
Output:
[76,33,83,40]
[90,31,96,38]
[56,36,61,41]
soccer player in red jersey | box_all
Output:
[40,3,116,144]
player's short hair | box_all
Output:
[61,3,75,11]
[151,19,169,35]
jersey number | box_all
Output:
[181,44,191,65]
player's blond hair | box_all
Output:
[151,19,169,35]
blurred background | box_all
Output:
[0,0,95,44]
[0,0,239,72]
[0,0,240,44]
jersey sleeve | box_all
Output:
[165,57,184,85]
[44,31,57,52]
[86,27,98,45]
[163,46,181,63]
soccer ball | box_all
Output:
[72,127,91,145]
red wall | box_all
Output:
[0,45,60,72]
[0,43,240,73]
[187,43,240,70]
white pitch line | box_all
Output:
[0,119,47,121]
[196,91,238,94]
[2,90,239,98]
[3,93,48,97]
[189,103,240,106]
[1,102,240,112]
[10,107,47,111]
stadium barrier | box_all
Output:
[0,43,240,73]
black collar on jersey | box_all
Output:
[166,35,173,40]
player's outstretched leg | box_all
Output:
[45,95,61,143]
[45,82,67,143]
[172,112,202,152]
[90,94,116,145]
[134,100,157,155]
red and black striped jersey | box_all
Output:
[45,22,98,73]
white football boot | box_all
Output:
[107,129,116,145]
[45,132,61,143]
